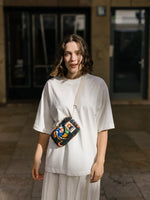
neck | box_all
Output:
[66,72,82,79]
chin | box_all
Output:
[70,68,79,73]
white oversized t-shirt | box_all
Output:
[33,73,115,176]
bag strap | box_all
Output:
[73,75,85,112]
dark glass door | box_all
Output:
[5,9,89,100]
[111,9,148,99]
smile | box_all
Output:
[70,64,78,68]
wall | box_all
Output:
[4,0,91,7]
[148,12,150,100]
[111,0,150,7]
[111,0,131,7]
[131,0,150,7]
[0,0,6,104]
[91,0,111,86]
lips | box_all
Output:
[70,64,78,68]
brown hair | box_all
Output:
[50,34,93,77]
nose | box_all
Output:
[71,53,77,61]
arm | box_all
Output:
[90,130,108,183]
[32,133,50,180]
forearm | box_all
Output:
[34,133,50,162]
[90,130,108,182]
[96,130,108,164]
[32,133,49,180]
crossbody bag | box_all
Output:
[51,76,85,147]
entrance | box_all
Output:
[5,8,90,100]
[110,9,148,99]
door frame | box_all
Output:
[110,7,149,99]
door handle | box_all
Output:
[138,59,144,69]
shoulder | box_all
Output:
[86,74,107,88]
[45,76,58,84]
[44,76,61,88]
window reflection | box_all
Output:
[7,12,30,87]
[33,14,57,65]
[113,10,145,24]
[33,14,57,86]
[62,15,86,40]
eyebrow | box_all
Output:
[64,50,81,53]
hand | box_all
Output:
[32,159,44,181]
[90,161,104,183]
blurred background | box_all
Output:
[0,0,150,200]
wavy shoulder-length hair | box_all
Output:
[50,34,93,77]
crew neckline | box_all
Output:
[58,73,88,82]
[64,75,82,81]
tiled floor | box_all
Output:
[0,103,150,200]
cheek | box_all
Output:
[64,57,69,66]
[78,56,83,64]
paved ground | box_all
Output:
[0,103,150,200]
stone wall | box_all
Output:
[131,0,150,7]
[3,0,91,7]
[111,0,150,7]
[91,0,111,86]
[148,13,150,100]
[111,0,131,7]
[3,0,150,7]
[0,0,6,103]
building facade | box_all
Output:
[0,0,150,103]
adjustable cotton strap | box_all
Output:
[72,75,85,114]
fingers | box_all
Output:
[38,174,44,180]
[90,167,104,183]
[90,168,95,181]
[32,168,38,180]
[32,167,44,181]
[90,173,101,183]
[35,167,39,179]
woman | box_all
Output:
[32,34,114,200]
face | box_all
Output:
[64,41,83,79]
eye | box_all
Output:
[64,52,71,56]
[76,51,82,56]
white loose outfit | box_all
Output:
[33,73,115,200]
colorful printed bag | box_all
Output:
[51,117,80,147]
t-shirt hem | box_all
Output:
[45,166,91,176]
[98,124,115,133]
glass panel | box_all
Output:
[33,14,57,86]
[112,10,145,93]
[7,12,30,87]
[34,66,48,86]
[114,10,145,24]
[61,14,86,40]
[76,15,86,38]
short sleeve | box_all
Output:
[33,82,54,134]
[96,80,115,132]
